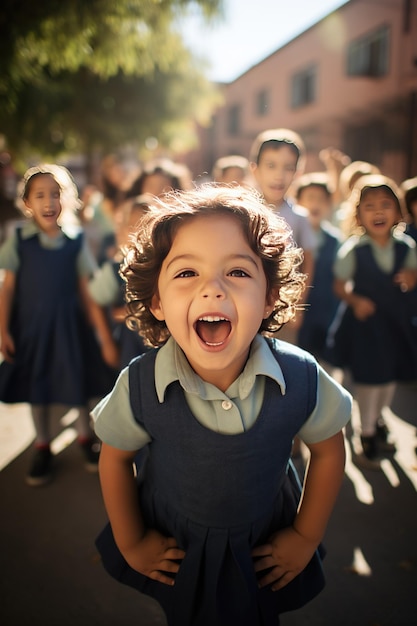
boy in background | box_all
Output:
[249,128,315,344]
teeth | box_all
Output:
[198,316,227,322]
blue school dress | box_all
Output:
[298,224,340,359]
[108,259,148,368]
[326,241,417,384]
[0,228,116,405]
[95,340,326,626]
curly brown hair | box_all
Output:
[120,184,305,347]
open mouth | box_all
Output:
[195,316,232,346]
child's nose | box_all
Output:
[201,277,226,299]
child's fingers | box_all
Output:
[252,554,275,573]
[149,569,176,586]
[165,546,186,561]
[251,543,271,559]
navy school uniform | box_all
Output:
[0,229,117,405]
[96,341,326,626]
[326,241,417,384]
[108,259,148,368]
[298,223,341,359]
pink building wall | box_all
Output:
[182,0,417,185]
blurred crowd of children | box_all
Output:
[1,135,416,485]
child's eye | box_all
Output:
[229,268,250,277]
[175,269,196,278]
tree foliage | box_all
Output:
[0,0,223,161]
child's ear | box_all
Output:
[150,294,165,321]
[263,292,277,319]
[23,200,33,218]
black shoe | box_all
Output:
[376,419,396,452]
[26,447,53,486]
[355,435,381,470]
[79,439,100,472]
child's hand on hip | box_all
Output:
[123,528,185,586]
[252,526,318,591]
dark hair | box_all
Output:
[120,184,305,347]
[293,172,332,200]
[17,163,81,215]
[343,174,404,235]
[400,177,417,217]
[22,172,58,201]
[338,160,380,200]
[212,155,249,181]
[249,128,306,169]
[126,158,191,199]
[356,177,402,214]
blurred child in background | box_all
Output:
[400,176,417,245]
[249,128,315,344]
[212,154,252,186]
[88,194,150,369]
[293,172,343,363]
[326,175,417,469]
[0,164,119,486]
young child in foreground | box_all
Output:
[92,184,352,626]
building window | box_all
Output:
[256,89,269,116]
[228,105,240,136]
[291,65,316,109]
[347,25,390,77]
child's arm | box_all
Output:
[253,430,345,591]
[0,270,16,362]
[78,276,120,369]
[99,442,185,585]
[393,267,417,292]
[334,277,376,320]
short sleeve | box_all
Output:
[292,207,316,252]
[76,236,98,277]
[0,231,19,272]
[403,244,417,270]
[91,367,151,450]
[88,261,120,306]
[298,365,352,444]
[333,237,358,281]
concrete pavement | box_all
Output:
[0,382,416,626]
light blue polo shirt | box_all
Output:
[92,334,352,450]
[334,231,417,281]
[0,219,96,277]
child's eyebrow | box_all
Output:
[166,253,260,271]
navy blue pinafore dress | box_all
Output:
[326,242,417,384]
[0,229,116,404]
[108,259,148,368]
[298,226,340,359]
[96,339,326,626]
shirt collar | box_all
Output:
[154,334,286,403]
[20,218,74,243]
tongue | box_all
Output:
[197,320,230,345]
